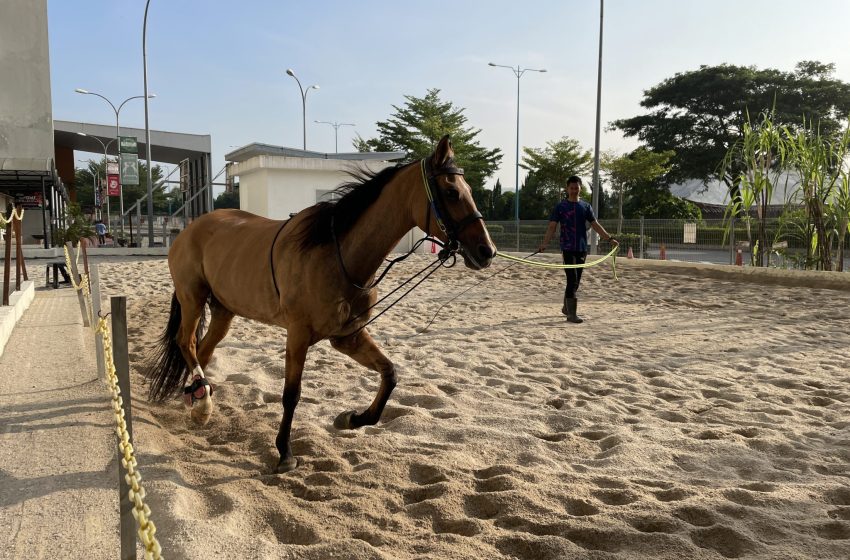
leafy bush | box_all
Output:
[51,203,94,246]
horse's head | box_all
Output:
[415,135,496,270]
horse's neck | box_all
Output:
[340,168,417,285]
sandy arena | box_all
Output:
[90,255,850,559]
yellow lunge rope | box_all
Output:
[496,247,619,278]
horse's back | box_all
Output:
[169,210,290,317]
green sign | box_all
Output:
[119,135,138,154]
[119,153,139,185]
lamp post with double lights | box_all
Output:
[74,88,155,237]
[488,62,547,250]
[76,132,116,225]
[285,69,319,150]
[314,121,355,153]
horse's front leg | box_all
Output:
[275,328,311,473]
[329,329,397,429]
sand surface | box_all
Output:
[91,255,850,559]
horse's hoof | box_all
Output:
[333,410,357,430]
[190,405,212,426]
[275,457,298,473]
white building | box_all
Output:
[225,144,427,252]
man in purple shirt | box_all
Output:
[538,176,618,323]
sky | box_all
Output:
[48,0,850,197]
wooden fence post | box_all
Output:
[3,206,11,306]
[111,296,137,560]
[90,264,106,380]
[65,241,90,327]
[14,203,28,285]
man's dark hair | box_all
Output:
[567,176,582,185]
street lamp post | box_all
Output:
[488,62,547,251]
[142,0,155,246]
[314,120,355,153]
[285,69,319,150]
[74,88,155,238]
[590,0,605,255]
[76,132,116,226]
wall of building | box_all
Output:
[0,0,54,161]
[233,155,425,252]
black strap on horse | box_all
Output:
[270,218,291,297]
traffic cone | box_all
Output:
[431,241,436,254]
[735,248,743,266]
[659,243,667,260]
[627,246,634,259]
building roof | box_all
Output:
[225,143,406,164]
[54,120,211,164]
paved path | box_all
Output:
[0,287,118,560]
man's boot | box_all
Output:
[566,297,583,323]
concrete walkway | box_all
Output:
[0,287,118,560]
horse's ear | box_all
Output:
[431,134,454,167]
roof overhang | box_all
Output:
[225,142,406,164]
[54,120,211,164]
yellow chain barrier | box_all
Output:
[0,207,24,227]
[65,243,164,558]
[95,316,163,560]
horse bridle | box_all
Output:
[331,157,485,293]
[419,158,484,255]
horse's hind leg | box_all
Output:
[175,289,214,425]
[197,299,234,369]
[329,329,397,430]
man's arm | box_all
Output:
[590,221,619,246]
[538,221,558,252]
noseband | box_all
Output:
[420,159,484,255]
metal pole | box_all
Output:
[639,215,644,258]
[116,111,124,239]
[515,68,521,252]
[143,0,155,246]
[590,0,605,255]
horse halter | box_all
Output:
[420,158,484,255]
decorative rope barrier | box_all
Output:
[95,315,163,560]
[0,207,24,227]
[63,244,164,559]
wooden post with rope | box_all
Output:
[90,264,106,380]
[111,296,137,560]
[65,241,90,327]
[3,205,11,306]
[14,203,28,289]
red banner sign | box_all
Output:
[107,174,120,196]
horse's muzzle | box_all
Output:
[460,242,495,270]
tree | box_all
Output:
[214,189,240,209]
[74,160,168,213]
[623,181,701,220]
[602,147,674,233]
[355,89,502,196]
[519,137,593,218]
[611,61,850,205]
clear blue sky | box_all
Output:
[48,0,850,195]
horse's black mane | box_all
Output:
[297,161,413,250]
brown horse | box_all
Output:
[146,135,495,472]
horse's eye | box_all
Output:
[445,189,460,202]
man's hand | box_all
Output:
[609,237,620,247]
[537,243,547,253]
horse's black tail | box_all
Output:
[146,292,207,401]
